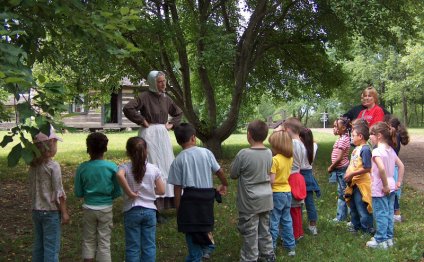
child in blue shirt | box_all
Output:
[168,123,228,262]
[74,132,122,262]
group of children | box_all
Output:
[230,118,320,261]
[28,114,409,261]
[28,124,228,262]
[328,116,409,249]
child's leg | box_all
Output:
[32,211,44,261]
[349,188,360,231]
[336,171,348,221]
[290,207,303,239]
[96,209,113,262]
[124,207,143,262]
[82,209,98,260]
[184,233,204,262]
[257,211,275,258]
[279,193,295,251]
[386,193,396,241]
[41,211,61,262]
[139,208,157,262]
[304,191,318,226]
[237,213,260,262]
[372,197,390,243]
[270,193,283,249]
[352,187,373,233]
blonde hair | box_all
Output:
[268,130,293,158]
[362,86,379,104]
[30,140,57,167]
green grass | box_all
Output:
[0,130,423,261]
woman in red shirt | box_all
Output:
[357,86,384,127]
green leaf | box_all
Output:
[38,74,46,83]
[0,135,14,147]
[8,143,22,167]
[120,7,130,15]
[21,147,34,164]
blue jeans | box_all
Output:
[304,191,318,222]
[349,187,373,233]
[124,207,157,262]
[334,168,348,221]
[373,193,395,243]
[184,234,215,262]
[270,192,295,250]
[32,211,61,262]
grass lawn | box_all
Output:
[0,129,423,261]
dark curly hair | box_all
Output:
[86,132,109,159]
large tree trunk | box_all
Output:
[203,137,223,159]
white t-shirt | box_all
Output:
[119,162,163,212]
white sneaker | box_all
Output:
[308,226,318,235]
[394,215,402,223]
[331,217,342,223]
[288,250,296,256]
[387,239,394,247]
[346,221,353,228]
[366,238,388,249]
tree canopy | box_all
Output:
[1,0,423,163]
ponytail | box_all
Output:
[300,127,314,165]
[126,137,147,183]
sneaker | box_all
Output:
[394,215,402,223]
[258,254,276,262]
[308,226,318,235]
[331,217,342,223]
[348,227,358,234]
[387,239,394,247]
[346,221,353,228]
[288,250,296,256]
[366,238,388,249]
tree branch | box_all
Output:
[217,0,268,139]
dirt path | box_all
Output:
[399,134,424,192]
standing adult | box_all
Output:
[357,86,385,127]
[343,87,390,123]
[123,70,183,214]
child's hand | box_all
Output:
[344,172,352,182]
[216,184,227,195]
[382,185,390,195]
[128,191,138,199]
[61,212,70,225]
[327,166,333,173]
[396,182,402,190]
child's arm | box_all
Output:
[74,167,84,198]
[174,185,182,211]
[116,169,138,199]
[59,196,70,224]
[155,176,165,195]
[269,173,276,184]
[112,169,123,199]
[373,156,390,195]
[395,156,405,189]
[328,148,343,172]
[215,168,228,195]
[230,159,240,179]
[344,168,371,182]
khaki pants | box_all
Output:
[237,211,274,262]
[82,207,113,262]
